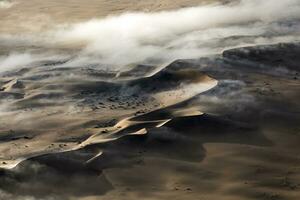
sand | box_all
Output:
[0,1,300,200]
[0,42,299,200]
[0,0,225,33]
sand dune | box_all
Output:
[0,58,217,169]
[0,0,300,199]
[0,42,299,200]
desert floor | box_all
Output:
[0,1,299,200]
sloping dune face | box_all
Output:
[0,61,217,168]
[0,0,300,200]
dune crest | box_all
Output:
[0,60,217,169]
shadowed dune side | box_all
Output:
[0,43,299,200]
[0,59,217,169]
[222,43,300,72]
[0,112,271,199]
[0,0,299,198]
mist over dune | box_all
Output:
[1,0,300,71]
[53,0,300,66]
[0,0,15,9]
[0,0,300,200]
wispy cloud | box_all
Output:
[1,0,300,71]
[0,0,16,9]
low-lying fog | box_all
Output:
[0,0,300,72]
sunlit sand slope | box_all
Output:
[0,43,299,200]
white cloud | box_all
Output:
[1,0,300,72]
[0,0,16,9]
[49,0,300,67]
[0,53,34,72]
